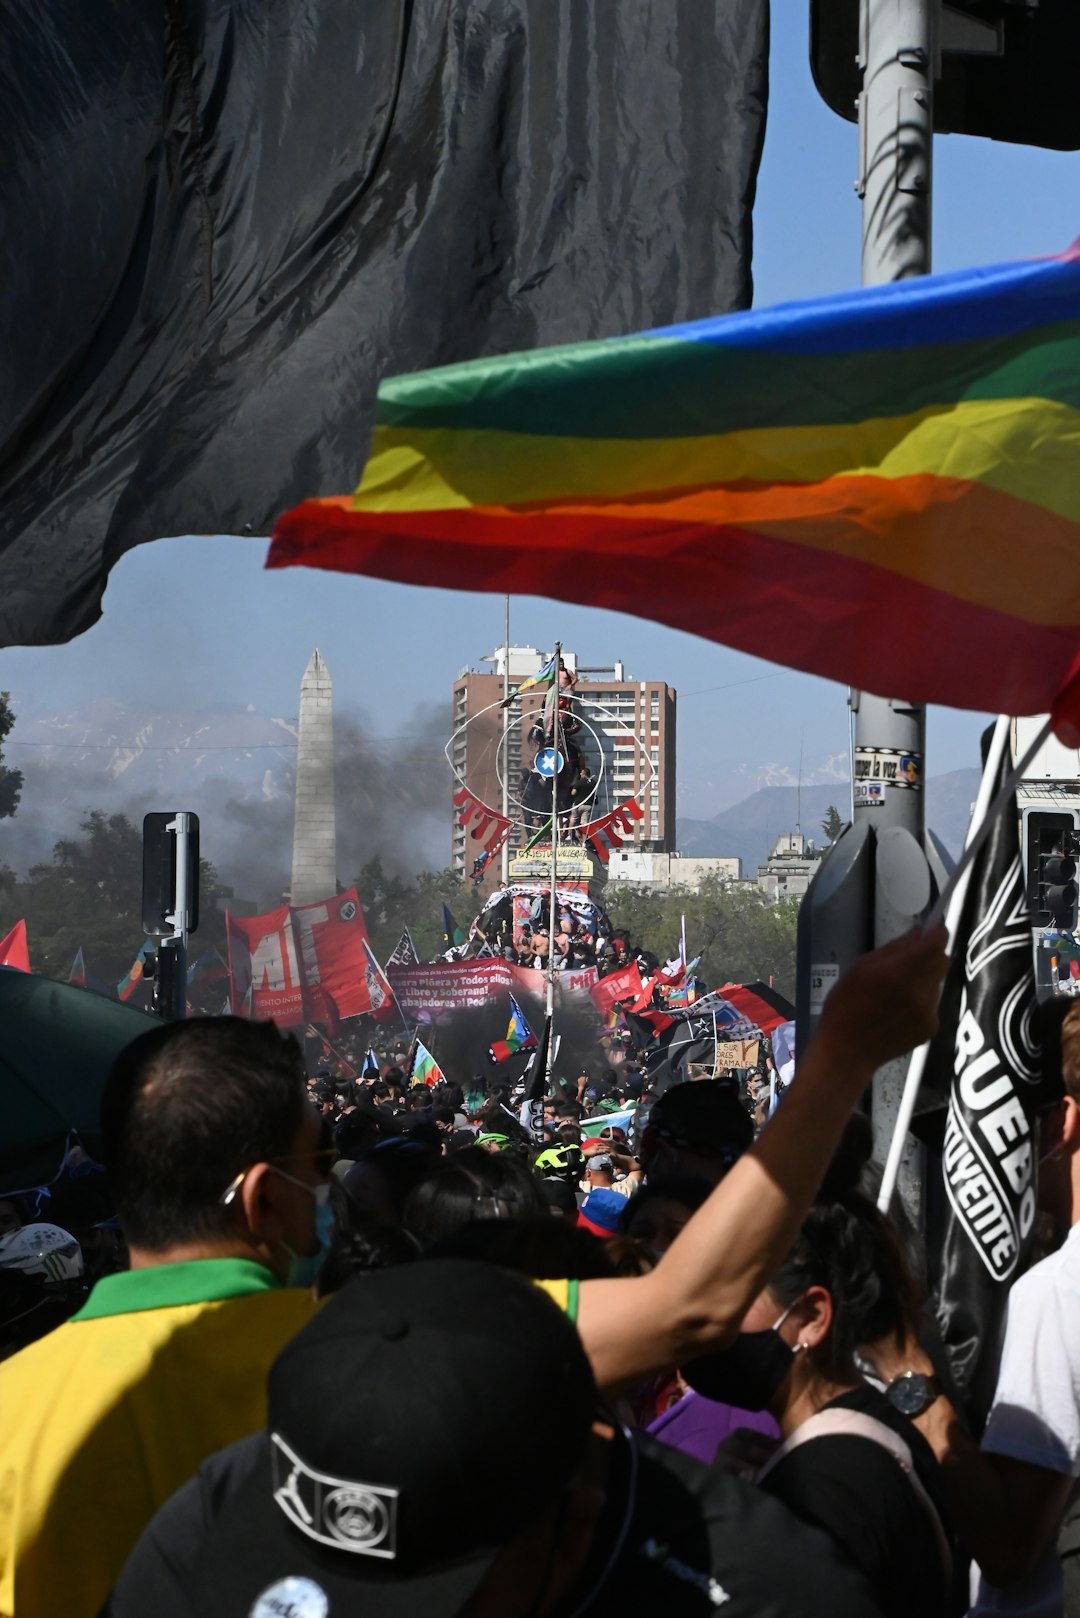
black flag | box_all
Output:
[387,929,420,968]
[519,1015,553,1141]
[0,0,768,648]
[924,737,1042,1431]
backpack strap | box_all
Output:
[757,1407,953,1596]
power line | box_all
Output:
[5,740,299,750]
[5,734,435,751]
[680,672,780,699]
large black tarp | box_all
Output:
[0,0,769,647]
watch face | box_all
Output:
[888,1373,933,1417]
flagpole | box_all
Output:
[502,594,511,886]
[546,641,561,1091]
[877,714,1015,1213]
[306,1025,359,1079]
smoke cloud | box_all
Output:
[221,704,451,906]
[2,698,452,908]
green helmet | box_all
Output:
[535,1145,584,1181]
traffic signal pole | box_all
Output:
[858,0,933,287]
[857,0,936,1218]
[798,0,938,1225]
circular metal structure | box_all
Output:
[445,691,656,839]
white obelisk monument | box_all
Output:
[290,650,337,905]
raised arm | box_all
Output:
[576,926,949,1390]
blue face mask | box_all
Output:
[271,1169,335,1288]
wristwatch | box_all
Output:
[884,1371,942,1418]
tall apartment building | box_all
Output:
[451,645,676,882]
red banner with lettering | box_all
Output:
[387,959,598,1022]
[589,962,645,1016]
[226,888,376,1026]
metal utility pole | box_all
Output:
[798,0,938,1224]
[802,2,1080,1217]
[501,595,511,886]
[856,0,936,1217]
[546,642,562,1088]
[858,0,933,287]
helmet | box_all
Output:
[534,1145,584,1182]
[0,1224,84,1284]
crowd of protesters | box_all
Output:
[471,895,660,979]
[3,926,1080,1615]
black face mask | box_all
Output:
[683,1299,802,1412]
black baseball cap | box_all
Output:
[646,1080,754,1160]
[181,1261,598,1616]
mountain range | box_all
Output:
[3,696,981,898]
[675,768,981,877]
[2,697,448,906]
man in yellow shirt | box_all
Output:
[0,1017,333,1618]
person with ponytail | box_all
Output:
[683,1116,953,1618]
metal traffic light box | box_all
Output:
[811,0,1080,152]
[141,812,200,939]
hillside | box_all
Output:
[675,769,980,875]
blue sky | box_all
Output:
[2,11,1077,820]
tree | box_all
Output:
[0,692,23,820]
[820,804,845,843]
[353,858,466,963]
[605,876,798,1000]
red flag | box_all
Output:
[715,982,795,1035]
[634,1008,676,1036]
[589,963,644,1017]
[226,887,379,1026]
[0,920,30,972]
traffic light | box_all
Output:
[141,812,200,937]
[1024,810,1079,931]
[811,0,1080,152]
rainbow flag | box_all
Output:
[271,243,1080,732]
[410,1038,445,1088]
